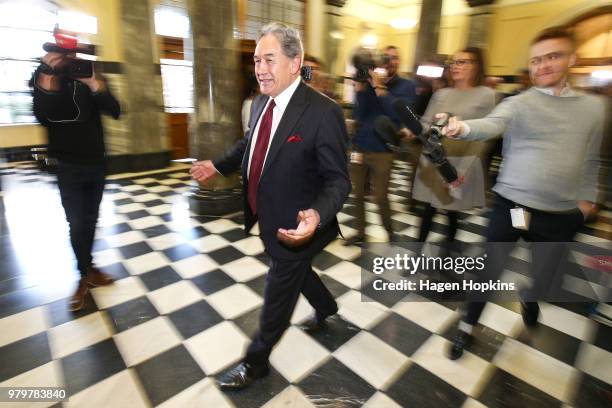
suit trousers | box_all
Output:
[350,151,394,236]
[464,194,584,325]
[245,257,338,368]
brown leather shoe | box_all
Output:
[69,279,89,311]
[85,266,114,287]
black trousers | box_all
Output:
[56,162,106,277]
[245,257,338,368]
[464,194,584,325]
[418,204,459,243]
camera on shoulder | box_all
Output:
[41,28,96,79]
[350,47,391,83]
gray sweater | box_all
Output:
[462,88,605,211]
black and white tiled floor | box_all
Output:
[0,161,611,407]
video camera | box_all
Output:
[41,29,95,79]
[350,47,391,83]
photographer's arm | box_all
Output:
[446,98,514,141]
[379,78,417,118]
[353,83,380,119]
[92,83,120,119]
[75,72,120,119]
[32,71,63,127]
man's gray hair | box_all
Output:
[258,22,303,62]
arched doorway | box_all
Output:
[561,6,612,91]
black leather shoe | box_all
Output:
[343,235,365,246]
[298,313,335,332]
[217,362,269,390]
[447,330,472,360]
[521,301,540,327]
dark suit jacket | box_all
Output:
[213,81,351,260]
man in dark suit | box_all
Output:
[190,22,350,390]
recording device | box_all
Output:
[391,99,458,184]
[300,65,312,82]
[351,47,391,83]
[41,31,95,79]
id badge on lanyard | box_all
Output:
[510,207,530,230]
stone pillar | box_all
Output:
[466,0,496,49]
[414,0,443,66]
[186,0,243,215]
[322,0,346,75]
[306,0,325,58]
[108,0,168,172]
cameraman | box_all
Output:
[347,45,416,245]
[32,50,120,311]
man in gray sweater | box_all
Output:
[442,27,605,360]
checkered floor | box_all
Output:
[0,161,610,408]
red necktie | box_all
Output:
[248,99,275,214]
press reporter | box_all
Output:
[439,27,604,360]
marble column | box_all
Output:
[322,0,346,75]
[186,0,243,215]
[414,0,443,65]
[108,0,168,171]
[466,0,496,50]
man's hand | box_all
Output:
[440,114,465,138]
[38,52,64,91]
[75,68,105,93]
[399,127,415,140]
[449,174,465,189]
[190,160,218,183]
[368,69,387,88]
[277,209,320,248]
[577,200,597,221]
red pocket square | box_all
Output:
[287,135,303,143]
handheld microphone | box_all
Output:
[374,116,412,153]
[391,99,458,183]
[374,116,399,145]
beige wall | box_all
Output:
[58,0,124,62]
[0,125,46,148]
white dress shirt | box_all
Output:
[247,76,302,177]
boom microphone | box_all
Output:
[391,99,423,137]
[374,116,399,145]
